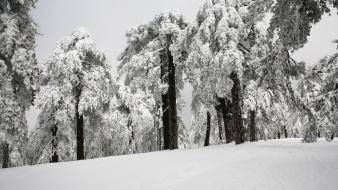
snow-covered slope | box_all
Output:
[1,138,338,190]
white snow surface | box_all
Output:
[1,138,338,190]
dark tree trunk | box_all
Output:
[318,131,321,138]
[76,114,84,160]
[249,110,256,142]
[2,143,9,168]
[204,111,211,146]
[160,53,170,150]
[283,125,288,138]
[167,35,178,150]
[216,108,223,140]
[277,131,281,139]
[161,91,170,150]
[331,132,335,141]
[161,66,170,150]
[217,97,233,143]
[75,89,85,160]
[155,115,162,150]
[50,124,58,163]
[230,72,245,145]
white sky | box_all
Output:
[26,0,338,131]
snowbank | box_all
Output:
[1,138,337,190]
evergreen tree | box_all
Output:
[267,0,338,142]
[183,0,272,144]
[119,11,188,149]
[269,0,338,51]
[300,46,338,141]
[0,0,38,168]
[35,28,114,161]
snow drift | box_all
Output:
[0,138,337,190]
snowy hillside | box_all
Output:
[1,138,337,190]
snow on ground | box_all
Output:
[1,138,338,190]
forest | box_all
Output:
[1,0,338,169]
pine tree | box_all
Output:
[269,0,338,51]
[35,28,114,161]
[267,0,338,142]
[119,11,188,149]
[184,0,272,144]
[84,83,156,157]
[300,46,338,142]
[0,0,38,168]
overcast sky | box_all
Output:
[26,0,338,131]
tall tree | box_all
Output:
[36,28,114,161]
[300,46,338,141]
[183,0,272,144]
[267,0,338,142]
[118,11,188,149]
[0,0,38,168]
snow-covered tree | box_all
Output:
[183,0,274,145]
[300,46,338,141]
[184,0,245,144]
[83,82,157,158]
[269,0,338,51]
[119,11,188,149]
[34,28,115,161]
[0,0,38,168]
[26,119,76,164]
[266,0,338,142]
[102,84,156,155]
[190,102,222,147]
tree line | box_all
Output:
[1,0,338,168]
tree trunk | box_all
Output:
[160,53,170,150]
[216,108,223,141]
[75,89,85,160]
[217,97,233,143]
[283,125,288,138]
[162,93,170,150]
[167,35,178,150]
[76,113,84,160]
[230,72,245,145]
[300,101,317,142]
[155,116,162,150]
[249,110,256,142]
[125,109,138,153]
[50,124,58,163]
[303,118,317,142]
[331,132,335,141]
[204,111,211,146]
[277,131,281,139]
[2,143,9,168]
